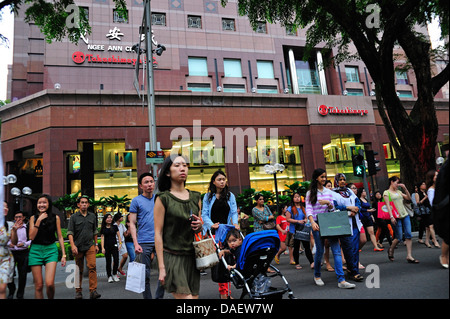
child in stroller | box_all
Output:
[213,225,296,299]
[218,228,243,271]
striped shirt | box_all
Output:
[305,188,335,221]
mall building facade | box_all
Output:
[1,0,449,209]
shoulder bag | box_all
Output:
[377,192,400,220]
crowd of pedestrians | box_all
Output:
[1,149,448,299]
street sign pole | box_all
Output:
[359,149,371,198]
[144,0,159,180]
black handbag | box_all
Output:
[294,223,312,241]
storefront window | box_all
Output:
[93,142,138,200]
[248,137,303,192]
[383,142,400,177]
[163,139,226,194]
[323,135,364,181]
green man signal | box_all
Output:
[352,153,365,177]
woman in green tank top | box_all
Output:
[154,155,203,299]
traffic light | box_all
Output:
[352,153,365,177]
[366,150,381,176]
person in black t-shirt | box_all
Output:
[100,213,122,283]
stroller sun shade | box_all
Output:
[237,230,280,271]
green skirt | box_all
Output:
[163,250,200,296]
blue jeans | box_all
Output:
[140,243,165,299]
[125,242,135,262]
[312,230,345,283]
[393,215,412,240]
[339,224,360,276]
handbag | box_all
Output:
[404,202,414,217]
[263,219,276,230]
[294,223,312,241]
[377,193,400,220]
[193,233,219,271]
[125,254,146,293]
[317,210,352,237]
[419,204,431,215]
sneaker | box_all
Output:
[75,291,83,299]
[314,277,325,286]
[90,290,101,299]
[113,274,120,282]
[108,276,114,283]
[338,281,356,289]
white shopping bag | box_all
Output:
[125,261,146,293]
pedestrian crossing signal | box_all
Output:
[352,154,365,177]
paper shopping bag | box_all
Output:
[125,261,146,293]
[317,211,352,237]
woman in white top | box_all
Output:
[426,170,438,206]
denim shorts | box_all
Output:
[28,243,59,266]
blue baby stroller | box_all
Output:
[213,225,295,299]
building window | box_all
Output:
[286,25,297,36]
[345,66,360,83]
[188,57,208,76]
[152,13,166,26]
[113,9,128,23]
[255,22,267,34]
[396,71,409,85]
[248,137,303,192]
[296,60,321,94]
[257,61,275,79]
[187,83,211,92]
[224,59,242,78]
[397,90,413,98]
[257,85,278,94]
[188,15,202,29]
[346,88,364,96]
[222,18,236,31]
[223,84,246,93]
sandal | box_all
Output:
[295,264,302,270]
[388,247,394,262]
[352,274,364,282]
[406,258,419,264]
[274,256,280,264]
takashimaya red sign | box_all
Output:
[318,104,369,116]
[72,51,157,67]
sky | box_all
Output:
[0,9,446,101]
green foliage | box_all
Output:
[53,190,81,212]
[284,180,311,198]
[104,195,131,212]
[1,0,128,44]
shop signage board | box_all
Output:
[306,95,376,125]
[146,151,164,164]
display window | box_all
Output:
[93,142,138,200]
[323,135,364,181]
[248,137,303,192]
[163,139,226,194]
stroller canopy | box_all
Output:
[214,224,236,244]
[237,230,280,270]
